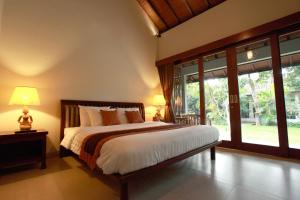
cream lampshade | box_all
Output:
[153,94,166,106]
[153,94,166,121]
[9,86,40,131]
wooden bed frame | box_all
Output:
[59,99,221,200]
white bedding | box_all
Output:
[61,122,219,175]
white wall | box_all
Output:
[0,0,160,154]
[158,0,300,60]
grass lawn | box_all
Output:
[214,124,300,148]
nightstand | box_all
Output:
[0,130,48,170]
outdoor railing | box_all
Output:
[175,114,200,125]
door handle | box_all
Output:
[229,95,238,104]
[233,95,238,103]
[229,95,233,103]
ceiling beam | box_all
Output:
[164,0,182,23]
[136,0,227,33]
[149,0,179,28]
[184,0,195,15]
[137,0,168,32]
[166,0,193,22]
[207,0,225,7]
[186,0,209,15]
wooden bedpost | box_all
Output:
[210,147,216,160]
[120,181,129,200]
[59,146,72,158]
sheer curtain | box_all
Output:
[172,65,184,117]
[171,61,201,125]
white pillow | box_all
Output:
[86,106,113,126]
[79,106,110,127]
[117,107,140,124]
[79,106,91,127]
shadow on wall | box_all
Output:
[0,0,106,77]
[0,0,161,154]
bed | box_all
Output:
[59,100,221,200]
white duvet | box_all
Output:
[61,122,219,175]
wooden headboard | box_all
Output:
[60,100,145,142]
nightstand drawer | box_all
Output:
[0,133,45,144]
[0,130,48,170]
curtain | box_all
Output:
[158,64,175,123]
[172,65,184,116]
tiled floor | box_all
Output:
[0,149,299,200]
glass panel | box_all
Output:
[203,51,231,141]
[173,61,200,125]
[279,30,300,149]
[185,73,200,114]
[236,39,279,146]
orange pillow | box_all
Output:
[125,111,144,123]
[100,110,121,126]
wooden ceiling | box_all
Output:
[137,0,226,34]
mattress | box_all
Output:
[61,122,219,175]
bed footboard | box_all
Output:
[116,141,221,200]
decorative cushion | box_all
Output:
[117,107,140,124]
[125,111,144,123]
[100,110,121,126]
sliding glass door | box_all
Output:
[203,51,231,141]
[236,39,279,146]
[279,30,300,149]
[170,27,300,159]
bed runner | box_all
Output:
[80,124,188,170]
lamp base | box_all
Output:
[17,107,34,132]
[153,112,163,121]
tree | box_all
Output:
[247,73,261,125]
[186,82,199,114]
[204,78,229,125]
[283,65,300,121]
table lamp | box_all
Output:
[153,94,166,121]
[9,86,40,132]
